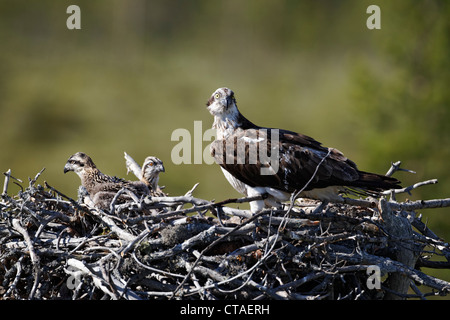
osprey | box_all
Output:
[124,152,166,196]
[206,87,401,212]
[64,152,150,210]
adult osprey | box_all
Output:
[206,87,401,212]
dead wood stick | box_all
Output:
[3,255,24,298]
[109,187,142,214]
[382,179,438,196]
[385,161,416,177]
[388,198,450,211]
[141,195,263,220]
[332,195,450,212]
[44,182,90,214]
[11,219,40,263]
[2,169,23,196]
[379,198,417,300]
[145,195,210,207]
[227,234,280,257]
[6,235,121,251]
[69,234,117,253]
[330,250,450,294]
[176,183,200,211]
[110,271,142,300]
[2,169,11,196]
[12,218,41,299]
[66,258,117,299]
[88,208,136,242]
[119,227,154,256]
[259,215,319,227]
[146,225,219,261]
[290,149,332,205]
[29,167,45,187]
[131,251,186,279]
[109,187,128,214]
[340,197,378,208]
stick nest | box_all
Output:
[1,168,450,300]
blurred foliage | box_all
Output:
[351,1,450,237]
[0,0,449,287]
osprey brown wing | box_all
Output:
[207,87,401,202]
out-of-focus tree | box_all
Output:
[351,1,450,237]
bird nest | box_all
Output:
[1,167,450,300]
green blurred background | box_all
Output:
[1,0,449,288]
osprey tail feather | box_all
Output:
[351,171,401,192]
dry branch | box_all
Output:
[0,167,449,300]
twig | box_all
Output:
[12,219,41,299]
[44,181,89,213]
[142,194,264,219]
[176,183,200,211]
[29,167,45,187]
[2,169,23,196]
[4,255,24,298]
[88,207,136,242]
[2,169,11,196]
[131,251,186,279]
[385,161,416,177]
[109,187,141,214]
[382,179,438,196]
[389,198,450,211]
[66,258,117,299]
[291,149,332,203]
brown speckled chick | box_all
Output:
[64,152,149,210]
[124,152,166,196]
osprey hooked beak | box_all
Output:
[64,155,78,174]
[63,152,90,175]
[219,95,232,108]
[63,164,71,174]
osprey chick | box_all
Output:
[206,87,401,212]
[124,152,166,196]
[64,152,150,210]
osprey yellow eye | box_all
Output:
[214,93,220,99]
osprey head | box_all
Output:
[142,156,165,178]
[142,156,165,189]
[206,87,237,118]
[64,152,96,176]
